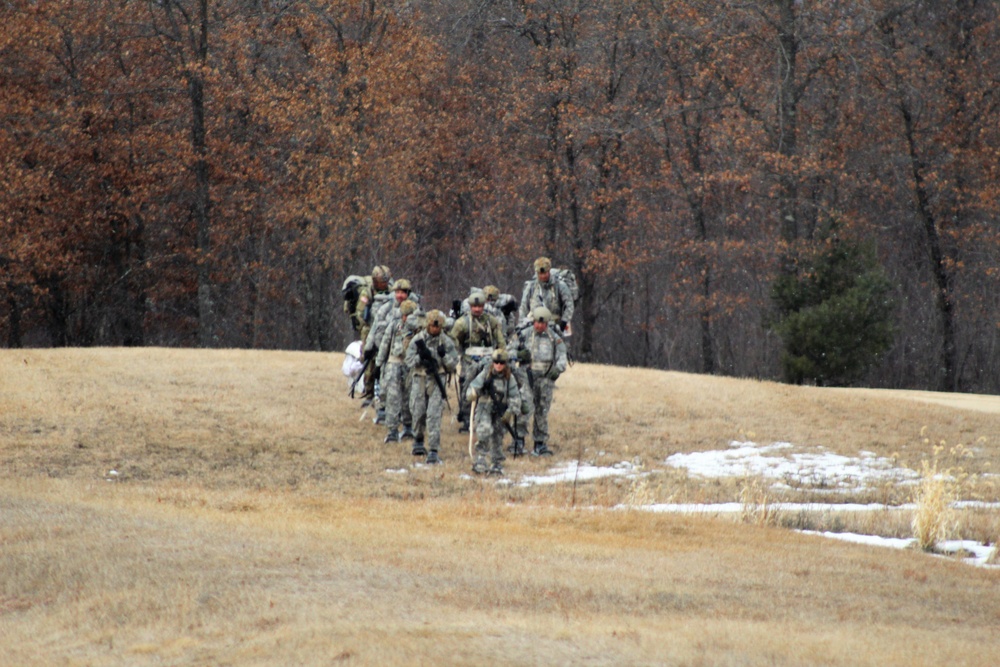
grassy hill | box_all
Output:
[2,348,999,666]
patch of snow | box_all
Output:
[664,441,918,489]
[801,531,999,568]
[520,460,637,486]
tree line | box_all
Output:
[2,0,998,393]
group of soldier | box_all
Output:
[345,257,574,477]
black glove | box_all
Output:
[416,339,434,363]
[437,343,447,358]
[363,347,376,362]
[517,348,531,363]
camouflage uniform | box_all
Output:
[508,307,567,456]
[405,310,459,462]
[365,280,415,421]
[467,349,521,475]
[378,300,418,443]
[519,257,575,332]
[449,290,506,431]
[357,265,393,401]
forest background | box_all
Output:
[1,0,998,393]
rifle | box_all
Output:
[414,337,450,409]
[348,353,373,398]
[483,377,517,439]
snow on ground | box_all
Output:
[663,441,918,490]
[384,441,997,565]
[519,460,638,486]
[505,440,999,568]
[802,532,998,567]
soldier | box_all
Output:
[449,289,506,433]
[365,278,415,423]
[519,257,575,334]
[405,309,459,464]
[357,265,393,404]
[378,299,418,443]
[508,306,567,456]
[467,348,521,476]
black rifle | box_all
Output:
[348,354,373,398]
[415,338,450,408]
[484,376,517,439]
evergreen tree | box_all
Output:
[771,238,895,386]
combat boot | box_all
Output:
[383,430,399,444]
[411,439,427,457]
[458,421,469,434]
[400,425,415,440]
[373,407,386,425]
[472,458,488,475]
[532,441,553,457]
[425,450,441,465]
[487,462,504,476]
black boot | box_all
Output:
[400,425,415,440]
[411,439,427,457]
[425,450,441,465]
[487,461,504,476]
[383,430,399,444]
[532,441,553,457]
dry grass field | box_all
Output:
[2,347,999,666]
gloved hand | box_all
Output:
[466,388,478,402]
[363,348,376,362]
[547,370,560,381]
[437,343,447,358]
[502,410,515,427]
[517,348,531,363]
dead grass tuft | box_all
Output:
[739,474,777,526]
[911,430,976,551]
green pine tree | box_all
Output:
[771,238,895,386]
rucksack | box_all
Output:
[341,274,372,317]
[525,268,580,314]
[549,268,580,304]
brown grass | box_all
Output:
[2,348,1000,666]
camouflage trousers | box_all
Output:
[409,372,447,453]
[457,356,488,426]
[472,402,507,466]
[516,374,555,445]
[382,361,412,433]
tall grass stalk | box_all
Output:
[911,440,965,551]
[739,474,776,526]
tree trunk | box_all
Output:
[191,0,214,347]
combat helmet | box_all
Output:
[532,306,552,323]
[425,309,446,329]
[468,290,487,307]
